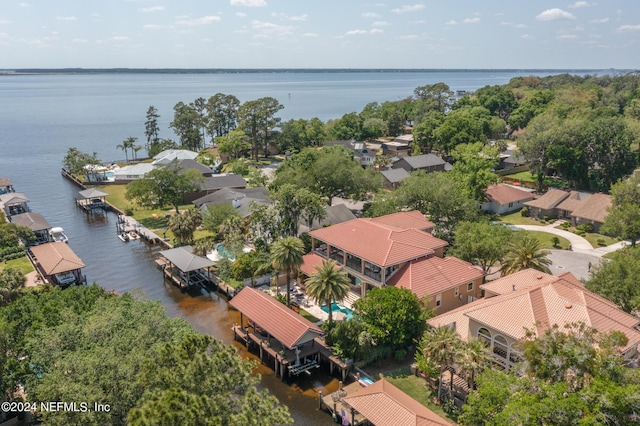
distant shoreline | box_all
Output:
[0,68,629,76]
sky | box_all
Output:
[1,1,639,69]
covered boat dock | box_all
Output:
[28,242,86,288]
[76,188,108,213]
[158,245,216,291]
[230,287,353,381]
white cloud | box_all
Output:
[302,32,318,37]
[56,16,77,21]
[568,1,589,8]
[140,6,165,13]
[399,34,419,40]
[589,18,609,23]
[373,21,391,27]
[110,36,129,41]
[288,14,308,21]
[230,0,267,7]
[391,4,425,14]
[521,34,535,40]
[251,20,293,36]
[617,24,640,31]
[272,12,308,22]
[72,38,88,43]
[463,17,480,24]
[0,19,10,24]
[362,12,381,18]
[18,3,30,7]
[536,8,576,21]
[370,28,383,34]
[176,16,221,26]
[236,12,247,17]
[557,34,578,39]
[445,20,457,25]
[501,22,527,29]
[143,24,165,30]
[346,29,368,36]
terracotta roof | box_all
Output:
[310,214,446,267]
[11,212,52,231]
[342,378,451,426]
[387,257,483,299]
[229,287,324,350]
[369,211,435,231]
[30,242,85,275]
[570,193,612,224]
[524,189,570,210]
[429,270,640,353]
[485,184,534,205]
[480,269,556,296]
[300,253,331,277]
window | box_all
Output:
[467,282,473,291]
[508,202,514,208]
[435,294,441,307]
[454,287,459,297]
[478,328,491,347]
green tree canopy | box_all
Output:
[353,286,430,350]
[270,236,305,306]
[216,129,251,160]
[585,247,640,313]
[500,235,552,276]
[305,259,350,323]
[450,221,513,278]
[601,173,640,247]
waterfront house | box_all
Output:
[481,183,534,215]
[428,269,640,371]
[298,204,357,234]
[10,212,52,245]
[0,178,15,194]
[386,256,484,313]
[339,378,452,426]
[0,192,29,217]
[29,242,86,287]
[151,149,198,166]
[168,158,214,177]
[524,189,612,231]
[113,163,155,181]
[391,153,451,173]
[304,211,448,298]
[185,174,248,203]
[194,187,270,218]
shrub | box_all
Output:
[124,206,134,216]
[561,222,571,229]
[576,223,594,232]
[576,230,586,237]
[520,207,529,217]
[543,215,550,222]
[551,236,560,248]
[394,349,407,361]
[597,238,606,247]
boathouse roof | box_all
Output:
[78,188,109,199]
[159,246,215,272]
[342,378,451,426]
[30,242,85,275]
[10,212,52,231]
[230,287,324,350]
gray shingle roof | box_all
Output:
[381,168,410,183]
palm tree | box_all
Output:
[133,145,143,161]
[168,209,202,246]
[116,141,129,162]
[500,235,552,276]
[305,259,350,323]
[420,326,461,401]
[270,236,305,307]
[456,338,492,391]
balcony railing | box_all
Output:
[345,257,361,271]
[363,269,381,282]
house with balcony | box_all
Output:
[428,269,640,371]
[303,211,448,298]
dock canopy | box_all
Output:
[78,188,109,199]
[342,378,451,426]
[11,212,51,231]
[230,287,324,350]
[159,246,215,272]
[30,242,85,275]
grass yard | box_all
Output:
[584,233,618,248]
[0,256,35,274]
[385,370,459,424]
[299,308,321,324]
[496,211,541,226]
[516,230,571,250]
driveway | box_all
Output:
[511,221,594,253]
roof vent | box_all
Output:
[512,284,516,291]
[565,302,573,309]
[536,274,543,280]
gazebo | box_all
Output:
[158,246,216,290]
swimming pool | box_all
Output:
[215,243,236,261]
[320,302,354,320]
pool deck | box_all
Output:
[265,285,358,324]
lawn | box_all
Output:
[553,224,619,248]
[385,370,459,424]
[496,211,540,226]
[0,256,34,274]
[516,230,571,250]
[299,308,321,324]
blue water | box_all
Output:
[215,243,236,261]
[321,302,354,320]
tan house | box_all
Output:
[428,269,640,371]
[304,211,448,297]
[524,189,612,231]
[386,256,484,314]
[481,183,534,215]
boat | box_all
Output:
[118,232,130,242]
[49,226,69,243]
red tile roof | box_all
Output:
[485,184,533,205]
[229,287,324,350]
[480,269,556,296]
[342,378,451,426]
[300,253,330,277]
[429,270,640,353]
[29,242,85,275]
[387,257,483,299]
[309,211,447,267]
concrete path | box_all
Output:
[510,221,594,253]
